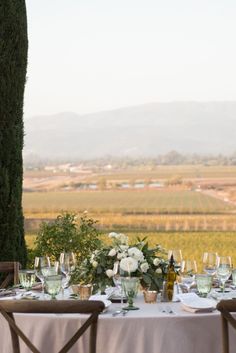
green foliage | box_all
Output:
[33,213,101,264]
[71,232,168,293]
[0,0,28,266]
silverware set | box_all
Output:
[112,309,129,317]
[160,306,176,315]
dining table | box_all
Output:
[0,290,236,353]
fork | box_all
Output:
[166,306,176,314]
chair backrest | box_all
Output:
[0,299,105,353]
[217,299,236,353]
[0,262,21,289]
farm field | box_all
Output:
[23,189,234,215]
[25,231,236,272]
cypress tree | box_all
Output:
[0,0,28,265]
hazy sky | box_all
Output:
[25,0,236,117]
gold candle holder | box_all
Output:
[79,284,93,300]
[143,290,157,303]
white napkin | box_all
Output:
[176,293,216,313]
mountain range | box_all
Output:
[24,101,236,160]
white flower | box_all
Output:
[155,268,162,274]
[92,261,98,268]
[128,247,144,261]
[120,245,129,251]
[119,233,128,245]
[153,258,161,266]
[90,253,96,263]
[109,232,118,238]
[117,252,126,260]
[120,257,138,273]
[106,269,114,278]
[140,262,149,273]
[108,248,116,257]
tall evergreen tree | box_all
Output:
[0,0,28,265]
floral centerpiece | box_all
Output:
[70,232,168,293]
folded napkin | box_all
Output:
[181,304,214,313]
[89,294,109,301]
[0,290,16,298]
[176,293,216,313]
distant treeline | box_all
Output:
[24,150,236,169]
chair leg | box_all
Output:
[90,321,98,353]
[8,313,20,353]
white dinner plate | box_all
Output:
[182,298,216,310]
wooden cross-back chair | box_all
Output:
[0,261,21,289]
[217,299,236,353]
[0,300,105,353]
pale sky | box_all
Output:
[25,0,236,117]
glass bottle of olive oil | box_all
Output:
[166,254,176,301]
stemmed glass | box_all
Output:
[216,256,232,296]
[121,277,140,310]
[168,249,183,272]
[59,252,76,293]
[34,256,50,295]
[112,261,124,308]
[203,252,218,276]
[180,260,197,292]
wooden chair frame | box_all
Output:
[0,261,21,289]
[217,299,236,353]
[0,299,105,353]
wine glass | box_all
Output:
[180,260,197,292]
[59,252,76,293]
[121,277,140,310]
[203,252,217,276]
[112,261,124,308]
[34,256,51,294]
[216,256,232,295]
[168,249,183,272]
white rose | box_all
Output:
[106,269,114,278]
[108,248,116,257]
[92,261,98,268]
[153,258,161,266]
[120,257,138,273]
[120,245,129,251]
[128,247,144,261]
[155,268,162,274]
[119,233,128,245]
[117,252,126,260]
[140,262,149,273]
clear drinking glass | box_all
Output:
[19,270,36,290]
[180,260,197,292]
[216,256,232,295]
[112,261,124,307]
[195,274,212,297]
[203,252,217,276]
[34,256,51,293]
[45,275,62,300]
[59,252,76,293]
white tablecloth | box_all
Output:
[0,295,235,353]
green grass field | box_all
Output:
[23,190,234,215]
